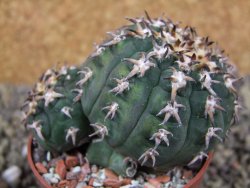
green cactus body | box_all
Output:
[24,13,241,177]
[24,67,92,153]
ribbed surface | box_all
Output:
[27,68,91,153]
[23,16,238,176]
[81,33,235,170]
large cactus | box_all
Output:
[23,13,241,177]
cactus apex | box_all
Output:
[127,21,152,39]
[144,11,166,28]
[147,40,170,61]
[175,54,193,73]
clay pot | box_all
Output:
[27,136,213,188]
[184,153,213,188]
[27,136,51,188]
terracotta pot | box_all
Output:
[27,136,51,188]
[184,152,213,188]
[27,136,213,188]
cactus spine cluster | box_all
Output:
[23,12,242,177]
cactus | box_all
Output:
[23,66,92,153]
[23,12,242,177]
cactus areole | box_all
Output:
[23,13,242,177]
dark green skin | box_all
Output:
[28,28,235,176]
[27,68,91,153]
[79,36,235,174]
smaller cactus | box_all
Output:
[23,66,92,153]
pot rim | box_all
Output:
[184,152,213,188]
[27,135,213,188]
[27,135,51,188]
